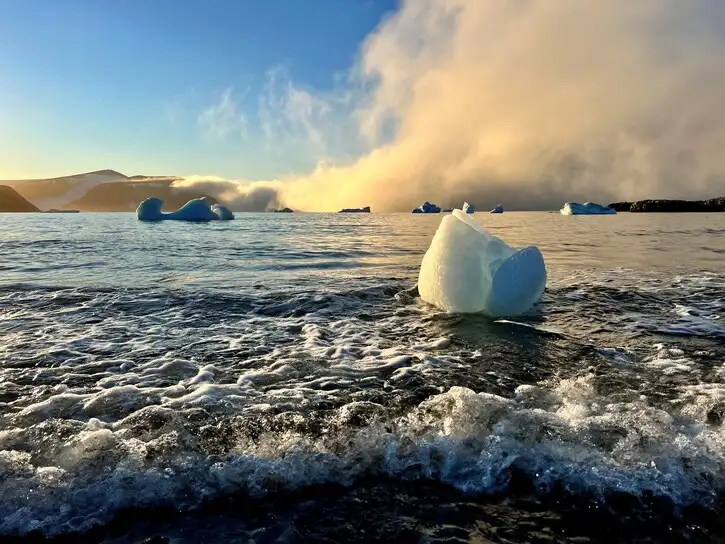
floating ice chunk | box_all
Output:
[136,197,227,222]
[560,202,616,215]
[211,204,235,220]
[418,210,546,317]
[412,201,441,213]
[490,204,504,214]
[462,202,476,214]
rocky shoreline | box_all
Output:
[609,197,725,213]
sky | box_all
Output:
[2,1,725,211]
[0,0,396,179]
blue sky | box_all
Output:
[0,0,397,179]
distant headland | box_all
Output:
[609,197,725,213]
[1,170,216,212]
[0,185,40,212]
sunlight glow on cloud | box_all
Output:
[188,0,725,212]
[198,87,248,142]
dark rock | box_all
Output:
[272,207,294,213]
[338,206,371,213]
[607,201,633,212]
[608,197,725,213]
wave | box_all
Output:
[1,273,724,538]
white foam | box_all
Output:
[644,344,695,375]
[2,368,725,537]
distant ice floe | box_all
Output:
[412,201,441,213]
[137,197,235,221]
[418,209,546,317]
[560,202,617,215]
[490,204,504,214]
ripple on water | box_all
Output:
[0,270,724,539]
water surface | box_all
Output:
[1,212,724,542]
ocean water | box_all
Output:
[1,211,725,543]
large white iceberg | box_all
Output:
[560,202,616,215]
[490,204,504,214]
[418,209,546,317]
[137,197,235,221]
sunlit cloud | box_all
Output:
[257,67,361,163]
[183,0,725,211]
[173,175,281,211]
[198,87,248,142]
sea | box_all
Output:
[1,211,724,543]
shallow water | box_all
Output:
[1,212,725,542]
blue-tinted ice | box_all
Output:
[137,197,235,221]
[560,202,616,215]
[418,209,546,317]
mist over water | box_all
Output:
[1,212,725,541]
[178,0,725,212]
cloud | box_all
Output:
[186,0,725,211]
[257,67,361,163]
[198,87,248,142]
[173,176,280,212]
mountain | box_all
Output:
[0,185,40,212]
[64,179,218,212]
[2,171,218,212]
[7,170,128,210]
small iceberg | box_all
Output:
[412,202,441,213]
[338,206,371,213]
[490,204,504,214]
[560,202,616,215]
[211,204,235,220]
[137,197,235,221]
[418,209,546,318]
[463,202,476,214]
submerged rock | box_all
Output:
[418,209,546,317]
